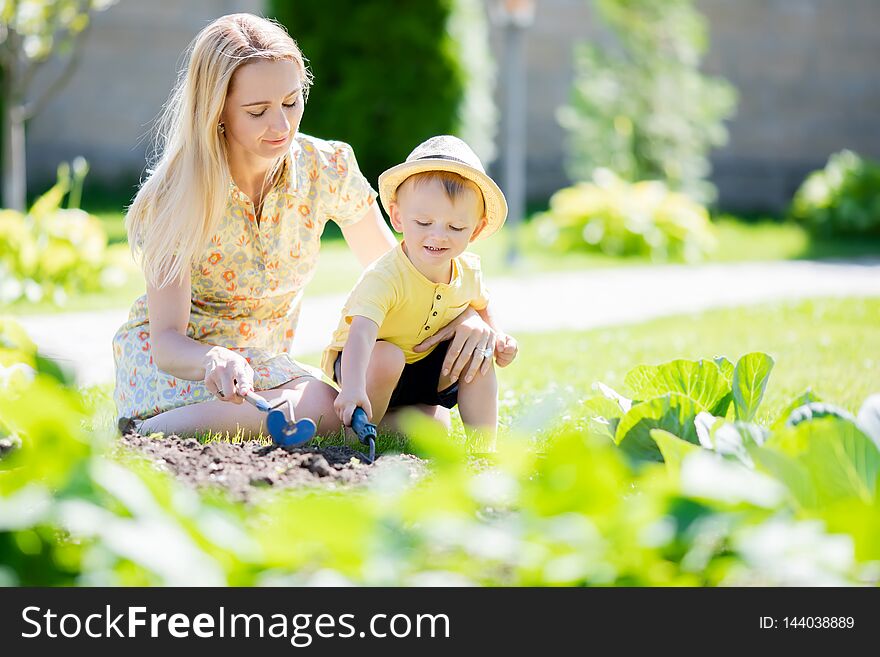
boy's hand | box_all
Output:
[334,386,373,426]
[495,333,518,368]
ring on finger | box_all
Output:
[481,345,493,359]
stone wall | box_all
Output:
[700,0,880,210]
[490,0,880,211]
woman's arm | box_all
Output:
[147,268,254,402]
[413,306,496,384]
[340,204,397,268]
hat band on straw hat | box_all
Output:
[414,153,473,167]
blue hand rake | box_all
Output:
[244,391,316,447]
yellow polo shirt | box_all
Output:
[321,243,489,378]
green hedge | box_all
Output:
[268,0,495,198]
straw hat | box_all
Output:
[378,135,508,240]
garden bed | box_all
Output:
[118,432,427,503]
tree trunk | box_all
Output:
[2,103,27,212]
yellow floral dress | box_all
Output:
[113,134,376,421]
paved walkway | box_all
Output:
[15,259,880,387]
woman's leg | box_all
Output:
[139,376,341,437]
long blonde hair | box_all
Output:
[126,14,311,288]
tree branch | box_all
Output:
[19,0,71,96]
[23,8,95,121]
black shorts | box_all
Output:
[334,340,459,410]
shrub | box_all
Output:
[0,160,119,305]
[533,168,717,262]
[789,150,880,237]
[557,0,737,203]
[268,0,497,191]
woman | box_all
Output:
[114,14,498,436]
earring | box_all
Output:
[218,123,225,134]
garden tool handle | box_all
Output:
[351,407,377,445]
[351,407,377,464]
[243,391,273,413]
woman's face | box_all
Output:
[221,58,304,167]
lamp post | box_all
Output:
[493,0,534,266]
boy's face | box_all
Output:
[389,177,487,272]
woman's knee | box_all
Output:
[273,377,341,433]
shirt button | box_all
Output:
[432,311,437,316]
[436,294,441,300]
[425,326,430,331]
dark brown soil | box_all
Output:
[118,433,428,503]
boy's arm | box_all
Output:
[476,302,499,331]
[335,315,380,424]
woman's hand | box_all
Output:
[413,307,497,385]
[202,346,255,403]
[334,385,373,426]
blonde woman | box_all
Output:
[113,14,498,437]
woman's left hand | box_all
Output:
[413,307,497,384]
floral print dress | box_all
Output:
[113,134,376,421]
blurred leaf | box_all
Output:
[592,381,632,413]
[785,402,855,428]
[0,376,92,494]
[856,394,880,449]
[732,352,774,422]
[615,392,702,462]
[583,395,625,442]
[650,428,699,477]
[761,417,879,508]
[680,451,785,509]
[625,358,729,412]
[771,389,821,431]
[402,410,466,466]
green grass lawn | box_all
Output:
[85,296,880,451]
[496,296,880,437]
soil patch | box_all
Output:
[118,432,428,503]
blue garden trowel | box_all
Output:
[350,407,377,464]
[244,391,316,447]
